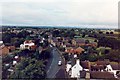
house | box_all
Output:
[90,60,108,71]
[30,45,37,51]
[66,63,72,74]
[50,38,58,46]
[8,46,16,51]
[72,39,76,46]
[20,40,35,50]
[66,58,84,78]
[65,47,73,54]
[90,61,106,71]
[90,71,115,79]
[0,41,16,56]
[91,64,105,71]
[65,55,120,79]
[71,38,97,48]
[65,47,84,55]
[65,43,72,47]
[63,37,70,43]
[71,59,83,78]
[74,47,84,54]
[81,61,90,70]
[110,63,120,70]
[74,38,85,46]
[88,42,97,48]
[105,64,119,78]
[0,46,9,56]
[90,60,120,79]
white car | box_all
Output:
[8,69,13,72]
[50,44,53,47]
[58,60,62,66]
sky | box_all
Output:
[0,0,119,28]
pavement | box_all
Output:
[46,47,65,78]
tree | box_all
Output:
[97,36,120,49]
[110,32,114,34]
[88,54,98,62]
[43,34,48,39]
[82,33,85,38]
[9,58,46,79]
[63,52,70,61]
[2,33,11,43]
[79,52,89,61]
[99,31,103,34]
[17,31,30,38]
[106,32,109,34]
[14,39,24,47]
[18,49,30,57]
[107,50,120,62]
[94,39,98,42]
[39,49,51,60]
[26,36,32,40]
[52,30,60,37]
[85,40,89,44]
[2,55,13,63]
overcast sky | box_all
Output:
[0,0,119,28]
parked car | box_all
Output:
[58,60,62,66]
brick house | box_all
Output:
[0,46,10,56]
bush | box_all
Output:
[88,54,98,62]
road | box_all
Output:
[0,57,2,79]
[46,46,65,78]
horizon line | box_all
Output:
[0,24,118,29]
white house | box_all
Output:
[13,61,17,65]
[105,64,113,71]
[71,59,83,78]
[74,54,77,58]
[20,40,35,50]
[66,63,72,72]
[14,56,19,59]
[105,64,118,78]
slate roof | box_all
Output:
[110,63,120,70]
[90,71,115,79]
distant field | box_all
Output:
[77,37,96,43]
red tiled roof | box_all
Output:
[24,40,34,44]
[0,46,9,56]
[65,47,84,54]
[74,47,84,54]
[30,45,37,50]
